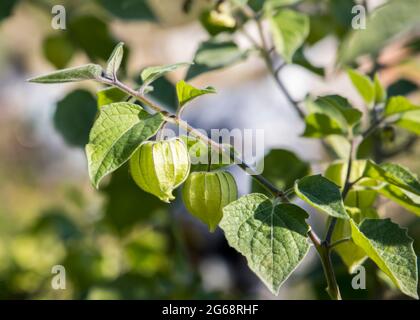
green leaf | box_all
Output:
[350,219,418,299]
[268,9,309,63]
[347,69,375,105]
[85,102,165,188]
[303,95,363,137]
[363,160,420,196]
[252,149,311,196]
[220,193,310,295]
[199,9,237,36]
[0,0,17,22]
[374,74,386,103]
[395,110,420,135]
[28,64,102,84]
[384,96,420,117]
[106,42,124,77]
[54,90,97,148]
[43,34,75,69]
[292,48,325,77]
[377,184,420,217]
[68,15,120,63]
[305,95,362,128]
[186,39,249,80]
[329,0,357,37]
[331,207,378,272]
[98,0,156,21]
[176,80,216,107]
[97,87,128,109]
[302,113,344,138]
[294,175,348,219]
[141,62,191,86]
[388,79,418,98]
[338,0,420,65]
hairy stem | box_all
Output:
[317,245,342,300]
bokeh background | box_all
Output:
[0,0,419,299]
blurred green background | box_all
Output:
[0,0,419,299]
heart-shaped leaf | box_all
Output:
[86,102,165,188]
[220,193,310,295]
[295,175,348,219]
[350,218,418,299]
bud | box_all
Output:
[130,138,190,202]
[182,171,238,232]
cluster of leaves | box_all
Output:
[26,0,420,299]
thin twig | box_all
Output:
[251,18,306,119]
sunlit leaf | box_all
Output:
[384,96,420,117]
[141,62,191,86]
[302,114,344,138]
[363,160,420,196]
[269,9,309,63]
[377,184,420,217]
[350,218,418,299]
[220,193,310,295]
[347,69,375,106]
[86,102,165,188]
[28,64,102,84]
[395,110,420,135]
[186,39,249,80]
[295,175,348,219]
[176,80,216,107]
[97,87,128,109]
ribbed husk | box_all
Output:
[182,171,238,232]
[130,138,190,202]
